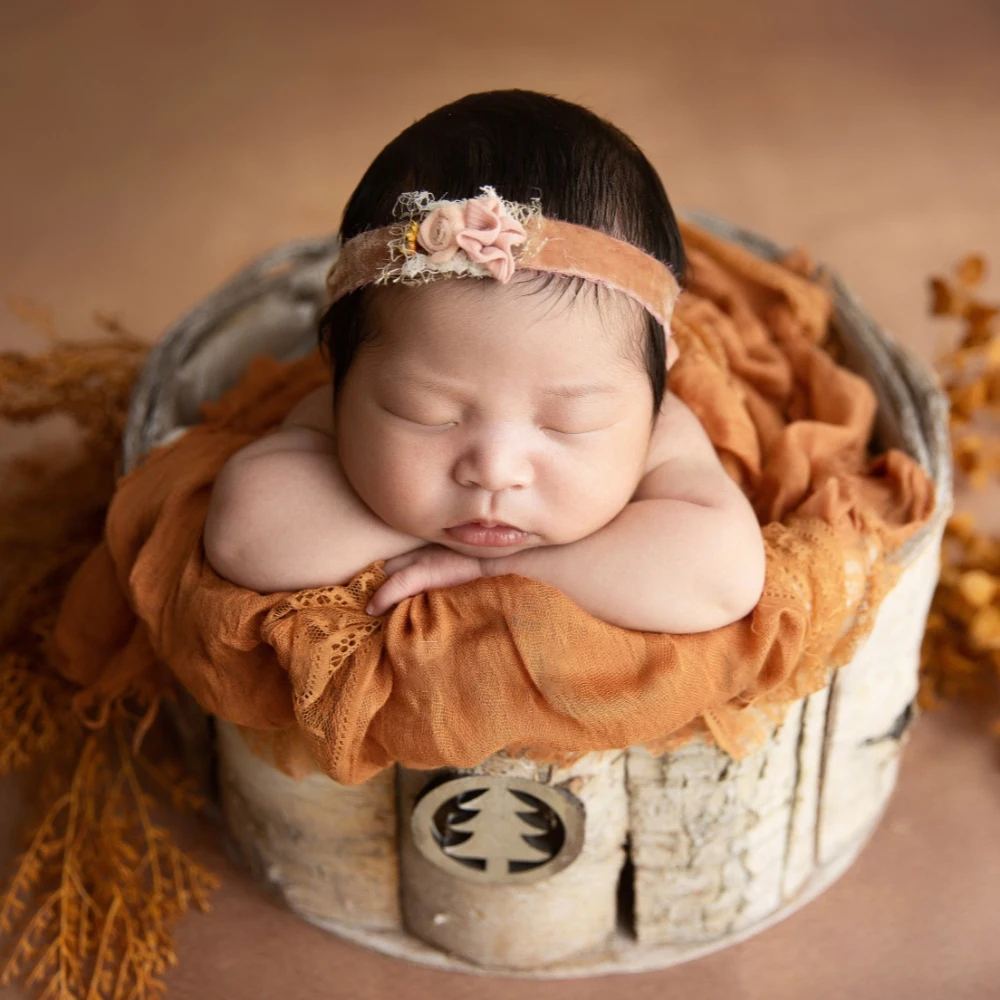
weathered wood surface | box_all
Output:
[627,699,804,946]
[397,750,628,969]
[780,686,832,901]
[216,720,401,931]
[626,524,943,946]
[816,527,944,865]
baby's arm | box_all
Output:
[483,394,766,633]
[203,387,424,593]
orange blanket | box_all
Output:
[49,223,936,784]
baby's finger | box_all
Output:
[366,565,422,616]
[382,552,417,576]
[365,584,393,617]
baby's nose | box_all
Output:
[453,438,533,492]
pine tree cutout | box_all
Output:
[442,787,556,877]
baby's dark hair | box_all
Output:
[319,89,686,417]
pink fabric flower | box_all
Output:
[455,196,527,283]
[416,195,527,282]
[417,203,465,263]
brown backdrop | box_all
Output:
[2,1,999,997]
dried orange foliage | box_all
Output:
[0,304,219,1000]
[930,256,1000,488]
[920,258,1000,722]
[0,724,217,1000]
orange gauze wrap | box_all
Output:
[48,221,936,784]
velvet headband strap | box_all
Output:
[325,189,682,330]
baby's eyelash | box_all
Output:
[396,412,600,435]
[385,409,455,429]
[406,419,457,429]
[426,424,588,434]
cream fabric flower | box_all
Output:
[417,203,465,263]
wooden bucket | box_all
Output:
[124,215,952,977]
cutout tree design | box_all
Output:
[441,787,560,876]
[413,774,585,884]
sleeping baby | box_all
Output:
[203,89,765,634]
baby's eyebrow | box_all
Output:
[389,374,619,399]
[544,382,619,399]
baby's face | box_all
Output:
[334,274,657,557]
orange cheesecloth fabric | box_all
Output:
[48,223,937,785]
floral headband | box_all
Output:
[325,187,682,329]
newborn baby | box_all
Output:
[203,90,765,634]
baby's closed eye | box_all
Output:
[380,404,619,438]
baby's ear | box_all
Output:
[666,337,680,370]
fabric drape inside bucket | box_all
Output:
[49,222,937,784]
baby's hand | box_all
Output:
[365,544,485,616]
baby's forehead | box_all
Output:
[370,272,645,345]
[362,283,649,403]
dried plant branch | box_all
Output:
[0,309,219,1000]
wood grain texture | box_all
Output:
[396,751,628,970]
[627,703,802,946]
[816,529,945,866]
[780,687,832,901]
[216,720,401,931]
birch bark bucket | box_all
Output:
[124,214,952,977]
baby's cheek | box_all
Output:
[367,445,440,526]
[570,449,644,525]
[339,433,404,516]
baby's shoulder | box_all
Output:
[280,384,335,434]
[221,384,335,467]
[644,391,716,473]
